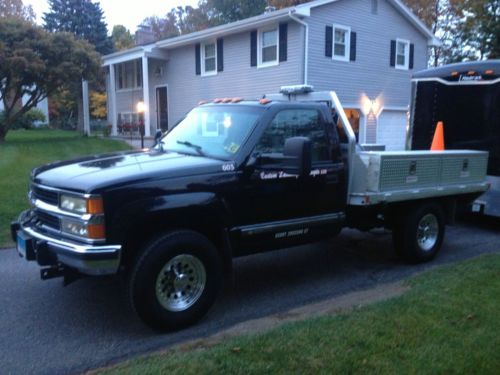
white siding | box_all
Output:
[164,21,304,125]
[307,0,428,109]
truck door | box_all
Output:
[231,108,347,253]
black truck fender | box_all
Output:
[108,192,233,271]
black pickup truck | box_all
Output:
[11,90,488,331]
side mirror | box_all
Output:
[283,136,312,176]
[256,137,312,177]
[154,129,163,146]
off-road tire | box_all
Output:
[392,202,445,264]
[129,230,222,332]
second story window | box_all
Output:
[116,60,142,90]
[202,42,217,76]
[332,24,351,61]
[396,39,410,69]
[259,28,278,67]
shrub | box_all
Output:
[5,108,48,130]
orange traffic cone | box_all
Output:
[430,121,445,151]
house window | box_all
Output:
[332,24,351,61]
[396,39,410,70]
[202,42,217,76]
[259,28,278,67]
[116,60,143,90]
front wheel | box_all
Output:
[129,230,222,331]
[392,202,446,263]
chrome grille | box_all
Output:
[32,184,59,206]
[35,210,60,230]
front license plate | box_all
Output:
[16,233,27,258]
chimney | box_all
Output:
[264,5,276,13]
[135,24,155,46]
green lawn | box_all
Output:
[0,129,131,247]
[100,254,500,374]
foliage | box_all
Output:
[98,254,500,374]
[0,18,101,141]
[0,130,131,246]
[460,0,500,59]
[90,91,107,119]
[111,25,134,52]
[0,0,35,22]
[43,0,113,55]
[204,0,267,24]
[2,108,47,130]
[403,0,500,65]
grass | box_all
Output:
[0,129,131,247]
[99,254,500,374]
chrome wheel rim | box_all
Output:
[155,254,206,312]
[417,213,439,251]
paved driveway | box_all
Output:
[0,218,498,374]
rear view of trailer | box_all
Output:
[408,60,500,216]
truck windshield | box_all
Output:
[158,105,263,160]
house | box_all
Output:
[102,0,439,150]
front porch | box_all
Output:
[102,46,170,138]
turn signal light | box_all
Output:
[87,224,106,239]
[259,98,272,105]
[87,197,104,215]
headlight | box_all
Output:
[59,194,104,214]
[61,218,105,240]
[60,195,87,213]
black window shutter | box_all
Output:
[349,31,357,61]
[325,26,333,57]
[279,23,288,62]
[409,43,414,69]
[250,30,257,66]
[195,43,201,75]
[390,40,396,67]
[217,38,224,72]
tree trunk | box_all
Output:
[0,126,7,142]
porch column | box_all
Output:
[142,56,151,137]
[109,64,118,136]
[82,80,90,136]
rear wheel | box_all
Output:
[392,202,445,263]
[129,230,222,331]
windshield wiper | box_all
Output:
[176,140,206,156]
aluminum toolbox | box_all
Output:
[349,150,489,205]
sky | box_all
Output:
[24,0,199,33]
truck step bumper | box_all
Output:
[11,211,122,276]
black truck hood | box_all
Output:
[33,150,227,192]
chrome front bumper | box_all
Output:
[12,210,121,276]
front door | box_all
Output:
[230,107,347,253]
[156,86,168,131]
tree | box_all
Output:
[142,14,180,41]
[0,18,101,141]
[461,0,500,59]
[111,25,134,51]
[43,0,112,133]
[44,0,113,55]
[203,0,267,24]
[90,91,106,119]
[0,0,35,22]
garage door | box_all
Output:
[377,111,408,151]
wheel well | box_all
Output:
[119,216,230,273]
[384,198,456,229]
